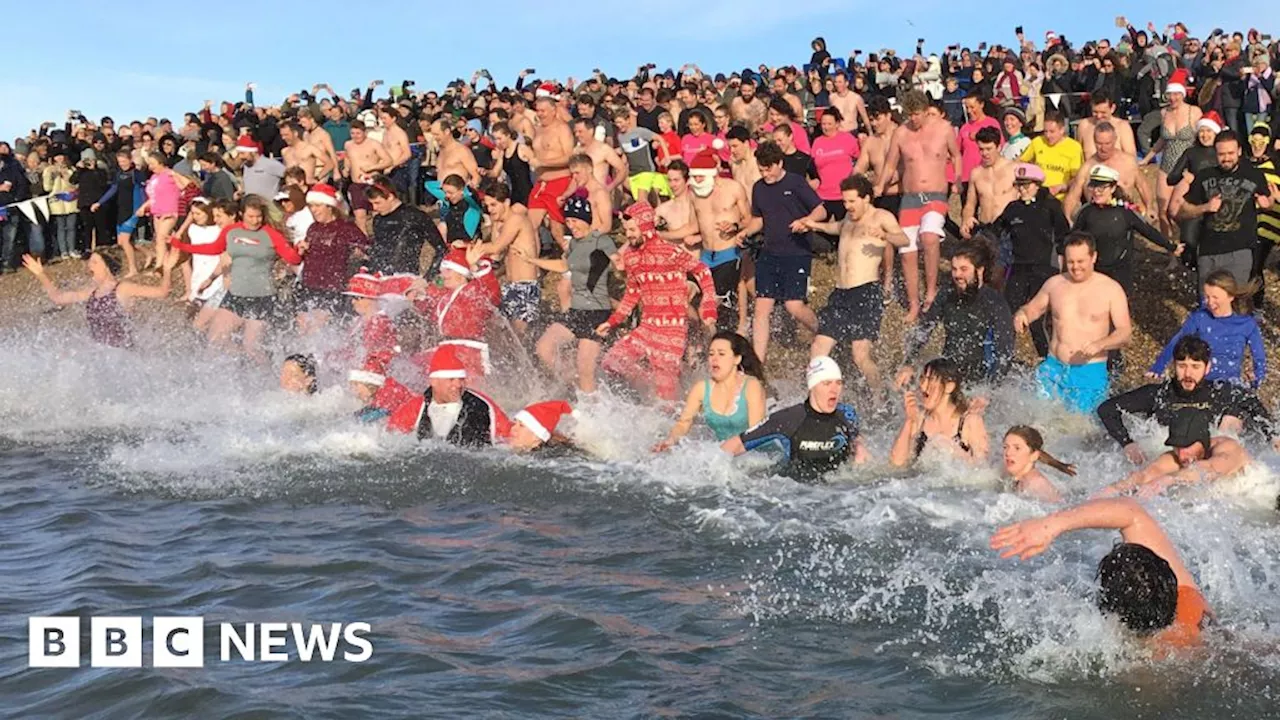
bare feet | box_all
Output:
[903,303,920,325]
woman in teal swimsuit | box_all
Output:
[654,331,767,450]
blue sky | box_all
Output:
[2,2,1267,142]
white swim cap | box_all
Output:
[807,356,842,390]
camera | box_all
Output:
[403,80,416,87]
[1015,26,1023,35]
[525,68,537,75]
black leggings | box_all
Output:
[1004,264,1055,358]
[1252,237,1276,308]
[78,205,114,254]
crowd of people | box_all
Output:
[9,17,1280,653]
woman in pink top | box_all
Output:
[765,98,811,154]
[137,151,188,271]
[680,111,714,165]
[810,108,861,215]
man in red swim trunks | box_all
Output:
[528,94,575,243]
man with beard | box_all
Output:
[1014,232,1131,414]
[596,201,718,402]
[1097,335,1277,464]
[1095,413,1250,499]
[686,149,750,333]
[729,79,767,133]
[896,239,1015,388]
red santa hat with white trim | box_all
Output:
[348,360,386,387]
[535,82,559,99]
[428,345,468,379]
[235,135,261,154]
[1198,110,1224,135]
[344,269,382,298]
[378,273,419,298]
[439,247,473,278]
[306,183,339,207]
[690,149,718,173]
[514,401,574,443]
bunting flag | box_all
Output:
[14,196,50,224]
[1047,93,1064,108]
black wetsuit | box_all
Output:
[993,191,1069,358]
[1073,201,1175,295]
[1097,378,1276,447]
[904,285,1015,384]
[1165,144,1218,266]
[502,147,534,206]
[739,400,860,482]
[370,202,445,276]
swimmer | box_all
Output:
[721,356,868,482]
[992,497,1211,651]
[386,345,510,445]
[1002,426,1075,503]
[349,363,414,424]
[1096,414,1250,499]
[22,250,178,349]
[655,331,768,451]
[508,401,575,452]
[280,353,318,395]
[889,358,989,467]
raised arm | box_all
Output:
[22,255,93,305]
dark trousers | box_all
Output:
[79,205,114,253]
[1004,263,1055,358]
[1252,237,1276,309]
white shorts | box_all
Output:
[898,193,949,254]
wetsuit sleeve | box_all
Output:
[170,224,230,255]
[1125,208,1176,251]
[985,290,1016,379]
[98,177,119,205]
[1150,314,1198,376]
[1096,383,1161,447]
[740,404,804,453]
[266,226,303,264]
[1219,384,1278,440]
[1184,172,1208,205]
[1248,320,1267,388]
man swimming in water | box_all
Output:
[721,355,868,481]
[280,353,318,395]
[1097,336,1278,464]
[386,345,510,445]
[992,497,1211,651]
[1096,414,1250,499]
[508,400,576,453]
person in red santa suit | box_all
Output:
[339,270,400,373]
[508,400,576,452]
[407,244,501,383]
[349,360,416,424]
[595,201,718,401]
[386,345,511,444]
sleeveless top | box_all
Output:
[86,285,133,348]
[186,224,225,302]
[503,147,534,206]
[703,377,751,441]
[146,171,181,216]
[913,412,970,459]
[1159,107,1197,174]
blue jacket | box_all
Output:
[1150,308,1266,388]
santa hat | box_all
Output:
[428,345,467,379]
[439,247,472,278]
[1198,111,1223,135]
[690,149,718,173]
[535,82,558,99]
[623,201,658,240]
[514,401,574,443]
[234,135,260,154]
[1045,31,1059,45]
[344,270,382,298]
[348,360,386,387]
[379,273,418,298]
[306,183,339,207]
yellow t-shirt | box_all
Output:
[1020,136,1084,199]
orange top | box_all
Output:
[1155,585,1211,652]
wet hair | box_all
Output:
[840,174,874,198]
[1062,231,1097,254]
[442,174,466,190]
[754,140,784,169]
[1172,335,1212,364]
[725,125,751,143]
[709,331,766,384]
[1096,543,1179,634]
[1203,269,1258,315]
[1004,426,1076,476]
[975,126,1002,145]
[951,238,995,285]
[921,358,968,412]
[284,353,319,395]
[93,250,122,276]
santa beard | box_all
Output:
[689,173,716,198]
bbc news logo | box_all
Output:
[29,617,373,667]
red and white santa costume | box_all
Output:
[338,271,401,372]
[386,345,511,443]
[601,202,717,401]
[411,248,501,382]
[348,362,417,415]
